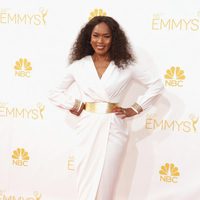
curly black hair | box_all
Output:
[69,16,136,68]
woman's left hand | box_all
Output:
[112,107,137,119]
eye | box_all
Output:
[104,35,111,38]
[92,34,98,37]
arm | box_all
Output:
[48,65,80,111]
[114,65,164,119]
[130,64,164,113]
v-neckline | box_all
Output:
[90,55,112,80]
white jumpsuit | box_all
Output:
[49,55,164,200]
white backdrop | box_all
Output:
[0,0,200,199]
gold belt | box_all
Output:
[84,102,118,113]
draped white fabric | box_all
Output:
[49,56,163,199]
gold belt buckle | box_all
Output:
[84,102,118,113]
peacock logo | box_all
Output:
[12,148,30,166]
[159,163,180,183]
[165,66,185,80]
[160,163,180,176]
[14,58,32,77]
[14,58,32,71]
[88,9,107,20]
[164,66,186,87]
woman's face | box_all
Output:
[90,22,112,56]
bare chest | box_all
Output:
[94,61,110,78]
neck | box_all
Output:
[92,53,110,62]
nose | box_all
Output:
[97,36,103,43]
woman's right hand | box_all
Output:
[69,102,85,116]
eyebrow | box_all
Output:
[92,32,111,35]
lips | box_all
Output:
[96,45,105,50]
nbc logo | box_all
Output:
[88,9,107,20]
[164,66,186,87]
[12,148,30,166]
[159,163,180,183]
[14,58,32,78]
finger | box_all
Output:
[117,114,127,119]
[113,109,125,114]
[114,111,122,115]
[70,110,78,115]
[115,109,124,114]
[112,107,123,112]
[115,112,125,116]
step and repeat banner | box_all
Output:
[0,0,200,199]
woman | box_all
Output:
[49,16,164,200]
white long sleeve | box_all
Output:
[48,65,76,110]
[131,64,164,111]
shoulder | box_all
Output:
[66,56,90,72]
[69,56,91,67]
[125,62,139,72]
